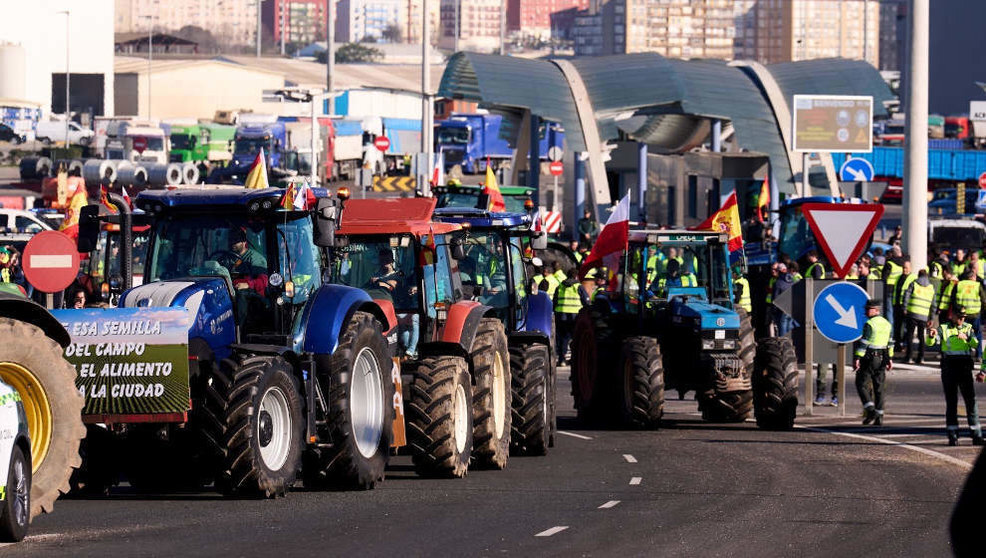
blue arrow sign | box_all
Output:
[839,158,875,182]
[813,282,870,344]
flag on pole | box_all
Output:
[294,180,316,210]
[432,150,444,187]
[281,182,297,209]
[100,185,117,213]
[579,194,630,280]
[483,157,505,211]
[758,177,770,222]
[59,188,89,238]
[244,148,269,190]
[690,191,743,251]
[122,185,132,209]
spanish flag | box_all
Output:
[244,148,269,190]
[280,182,296,209]
[59,188,89,238]
[482,158,505,212]
[691,191,743,252]
[758,177,770,222]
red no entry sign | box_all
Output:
[132,136,147,153]
[22,230,81,293]
[549,161,564,176]
[374,136,390,152]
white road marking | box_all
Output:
[623,454,637,463]
[629,477,642,485]
[598,500,621,509]
[535,526,569,537]
[557,430,593,440]
[800,426,972,470]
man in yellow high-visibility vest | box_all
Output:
[882,245,904,332]
[952,269,986,358]
[927,312,985,446]
[554,273,583,366]
[854,299,894,426]
[901,269,936,364]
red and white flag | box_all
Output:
[122,185,132,209]
[579,193,630,280]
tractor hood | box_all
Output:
[121,277,238,359]
[672,298,740,330]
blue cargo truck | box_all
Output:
[436,113,564,174]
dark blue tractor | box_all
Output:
[434,208,556,455]
[572,230,798,430]
[64,186,402,497]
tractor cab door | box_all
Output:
[421,233,458,342]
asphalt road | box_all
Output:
[5,363,976,557]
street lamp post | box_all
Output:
[57,10,69,145]
[140,15,155,120]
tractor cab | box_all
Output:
[131,187,334,343]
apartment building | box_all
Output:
[262,0,327,46]
[115,0,258,47]
[507,0,590,40]
[439,0,503,52]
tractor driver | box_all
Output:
[228,229,268,292]
[366,249,400,298]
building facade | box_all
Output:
[574,0,880,67]
[336,0,404,43]
[439,0,503,52]
[115,0,258,47]
[262,0,327,46]
[507,0,590,39]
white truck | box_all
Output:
[105,123,169,164]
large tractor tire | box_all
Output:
[206,354,304,497]
[470,319,511,470]
[304,311,394,489]
[509,343,552,456]
[618,337,664,429]
[753,336,799,431]
[406,355,473,478]
[571,309,609,423]
[699,309,755,423]
[0,318,84,517]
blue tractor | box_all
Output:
[572,230,798,430]
[62,186,402,497]
[433,208,557,455]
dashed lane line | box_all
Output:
[623,454,637,463]
[557,430,593,440]
[598,500,621,509]
[629,477,642,485]
[799,425,972,470]
[535,526,569,537]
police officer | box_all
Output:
[854,299,894,426]
[953,269,986,357]
[554,272,583,366]
[927,312,985,446]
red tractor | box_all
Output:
[333,196,512,477]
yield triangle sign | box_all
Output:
[800,203,885,279]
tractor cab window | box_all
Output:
[458,231,509,312]
[275,215,322,304]
[628,242,730,304]
[330,236,418,311]
[778,205,813,261]
[148,214,269,291]
[509,237,528,324]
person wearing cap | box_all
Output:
[952,268,986,358]
[927,311,985,446]
[901,268,937,364]
[854,299,894,426]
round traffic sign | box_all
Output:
[549,161,564,176]
[374,136,390,152]
[22,230,81,294]
[547,146,564,163]
[812,281,870,344]
[132,136,147,153]
[979,172,986,189]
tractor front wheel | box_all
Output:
[618,337,664,429]
[406,356,473,478]
[753,337,799,430]
[470,319,511,470]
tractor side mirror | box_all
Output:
[77,204,100,253]
[450,237,466,261]
[313,197,340,247]
[530,232,548,251]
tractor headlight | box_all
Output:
[722,339,736,350]
[701,339,715,350]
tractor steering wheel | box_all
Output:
[207,249,241,271]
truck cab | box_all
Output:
[105,124,168,164]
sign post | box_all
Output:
[800,203,885,278]
[813,282,869,417]
[22,230,81,308]
[549,160,564,212]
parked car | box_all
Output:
[0,379,31,542]
[0,210,51,234]
[0,124,23,145]
[34,121,93,146]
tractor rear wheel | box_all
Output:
[571,309,608,423]
[618,337,664,429]
[305,311,394,489]
[0,319,84,517]
[470,319,511,470]
[753,337,799,430]
[509,343,552,456]
[407,355,473,478]
[208,354,304,498]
